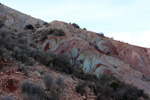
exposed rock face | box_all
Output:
[0,4,45,32]
[39,21,150,95]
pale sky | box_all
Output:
[1,0,150,48]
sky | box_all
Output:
[1,0,150,48]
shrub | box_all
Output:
[72,23,80,28]
[76,82,87,96]
[30,43,37,48]
[52,29,65,36]
[99,74,117,84]
[12,47,33,66]
[24,24,35,30]
[5,42,17,51]
[40,30,48,41]
[0,95,15,100]
[0,21,4,28]
[74,71,148,100]
[56,77,64,88]
[72,67,98,81]
[83,28,86,30]
[18,32,25,38]
[43,74,53,91]
[13,47,21,56]
[21,81,50,100]
[108,80,120,91]
[30,50,74,74]
[0,48,5,60]
[15,53,28,62]
[0,28,9,36]
[35,23,40,28]
[40,28,65,41]
[92,74,147,100]
[0,28,11,44]
[97,32,104,37]
[0,28,33,66]
[43,22,48,25]
[118,83,144,100]
[30,49,48,64]
[50,54,73,74]
[19,36,28,44]
[18,65,29,76]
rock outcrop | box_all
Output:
[39,21,150,95]
[0,4,45,32]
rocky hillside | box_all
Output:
[0,3,46,33]
[0,3,150,100]
[39,21,150,95]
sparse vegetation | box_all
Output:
[97,32,104,37]
[0,20,4,28]
[0,28,33,65]
[19,36,28,44]
[0,25,149,100]
[76,82,87,96]
[42,74,64,100]
[12,46,33,66]
[0,48,5,60]
[0,28,14,58]
[31,51,73,74]
[50,54,73,74]
[72,67,98,81]
[21,81,51,100]
[43,74,54,91]
[83,28,86,30]
[39,28,65,41]
[30,43,37,48]
[56,77,64,88]
[71,23,80,28]
[75,74,148,100]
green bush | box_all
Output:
[93,74,147,100]
[74,72,148,100]
[30,49,49,65]
[30,49,73,74]
[40,28,65,41]
[51,29,65,36]
[12,46,33,66]
[108,80,120,91]
[72,67,98,81]
[50,54,73,74]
